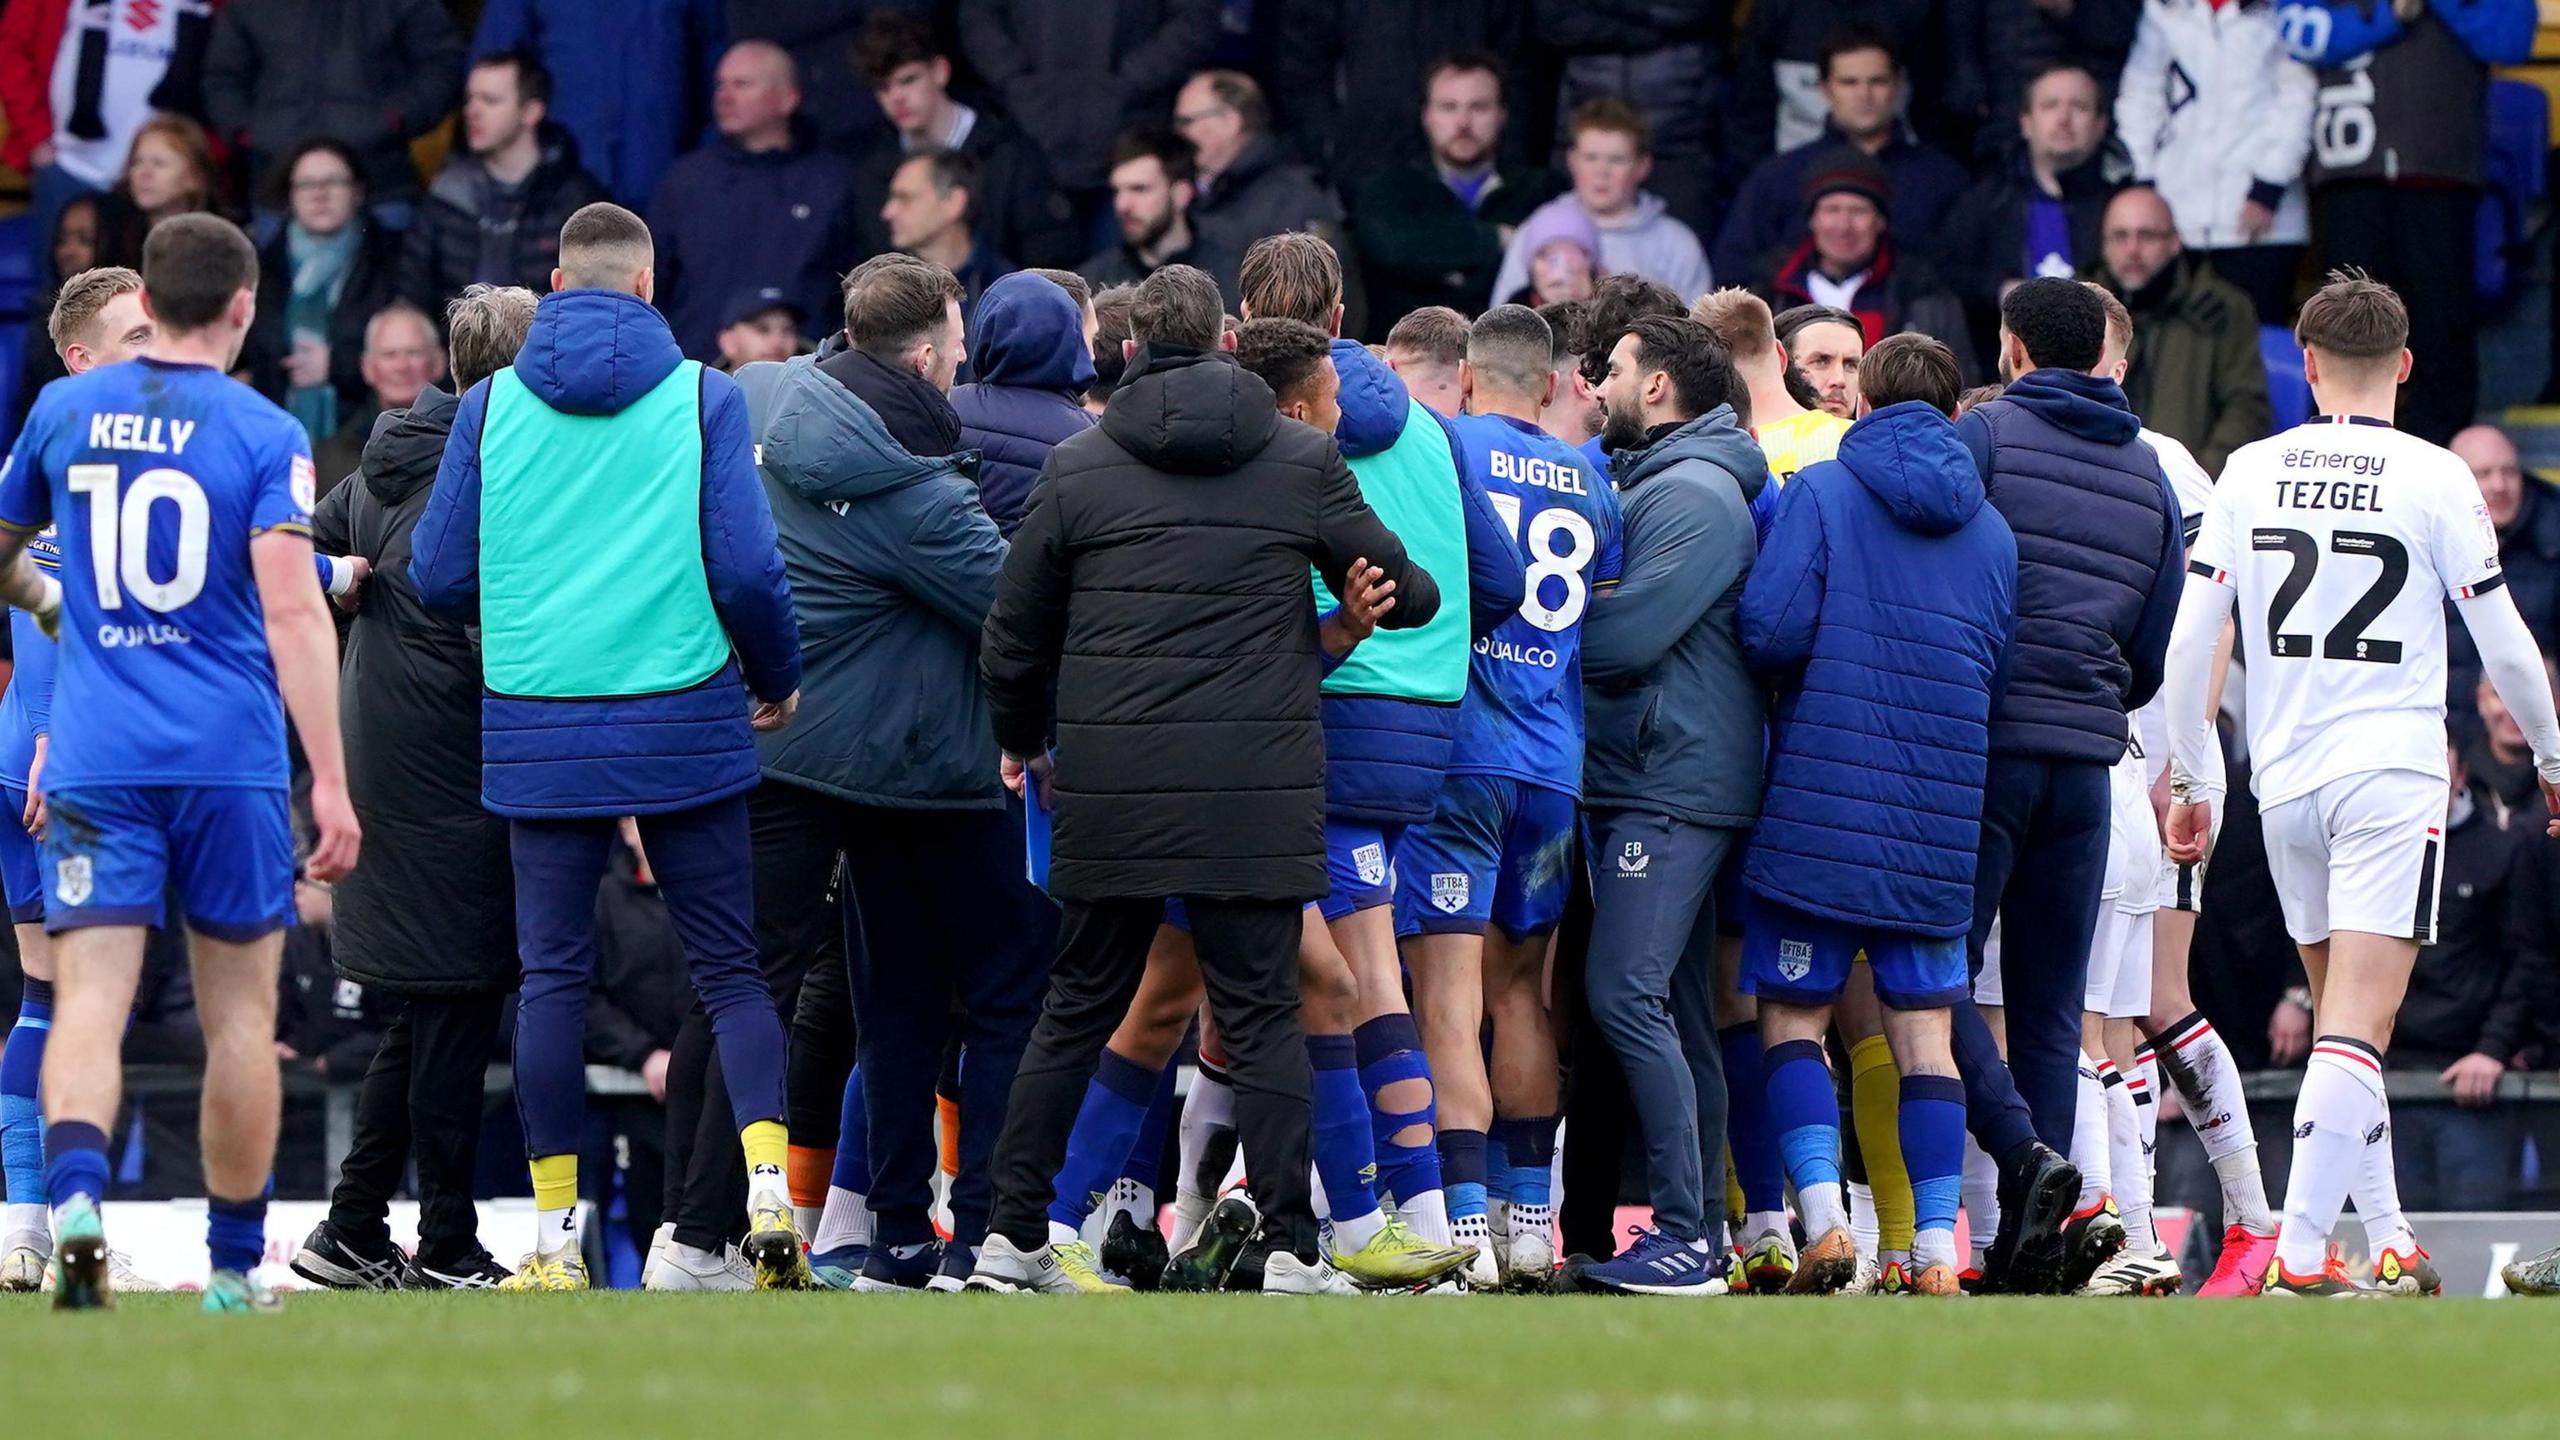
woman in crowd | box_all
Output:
[246,138,402,443]
[91,114,224,267]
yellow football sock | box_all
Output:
[1849,1034,1914,1254]
[529,1153,578,1215]
[742,1119,789,1182]
[1724,1146,1745,1231]
[787,1144,834,1210]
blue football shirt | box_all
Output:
[1444,412,1621,794]
[0,530,63,785]
[0,357,313,791]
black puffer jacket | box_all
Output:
[981,345,1441,902]
[310,387,518,995]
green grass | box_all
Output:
[2,1291,2553,1438]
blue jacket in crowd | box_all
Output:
[1740,402,2018,939]
[1954,367,2182,766]
[951,273,1097,536]
[738,354,1009,809]
[472,0,724,210]
[411,289,801,817]
[1319,339,1523,824]
[1583,407,1770,829]
[649,123,863,362]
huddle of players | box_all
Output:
[0,216,361,1313]
[1002,242,2560,1300]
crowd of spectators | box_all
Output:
[6,0,2560,1233]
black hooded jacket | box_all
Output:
[311,387,517,995]
[981,345,1441,902]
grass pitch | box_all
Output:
[4,1291,2551,1438]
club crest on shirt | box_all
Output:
[1430,872,1469,914]
[290,453,317,512]
[1352,843,1386,886]
[1776,938,1813,983]
[53,854,91,907]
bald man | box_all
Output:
[649,40,861,361]
[2447,424,2560,736]
[2095,187,2269,473]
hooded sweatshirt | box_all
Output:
[738,353,1007,809]
[1491,191,1712,313]
[1582,406,1770,827]
[1739,401,2018,937]
[411,288,801,817]
[952,273,1098,535]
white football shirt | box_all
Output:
[2131,427,2213,787]
[2188,416,2501,809]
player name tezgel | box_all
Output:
[2270,478,2385,513]
[1487,451,1587,495]
[86,413,197,455]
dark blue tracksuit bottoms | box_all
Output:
[511,794,785,1160]
[1956,755,2111,1162]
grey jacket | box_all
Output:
[737,355,1008,810]
[1582,407,1770,828]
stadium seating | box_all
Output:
[2260,324,2311,433]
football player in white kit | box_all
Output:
[2165,272,2560,1297]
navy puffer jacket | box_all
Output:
[1740,403,2017,937]
[1955,368,2183,764]
[951,273,1098,535]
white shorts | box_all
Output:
[1975,918,2001,1006]
[2259,769,2450,945]
[2083,903,2154,1018]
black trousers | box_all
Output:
[2316,181,2479,444]
[665,779,843,1250]
[326,989,508,1267]
[987,896,1316,1257]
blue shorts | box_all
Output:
[1740,894,1968,1010]
[1163,818,1404,933]
[0,785,37,925]
[1393,774,1575,943]
[39,785,294,940]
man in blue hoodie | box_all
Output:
[951,272,1097,536]
[1948,275,2183,1294]
[1737,334,2015,1298]
[410,203,807,1292]
[1573,313,1770,1295]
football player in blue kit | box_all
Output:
[0,217,359,1313]
[1395,305,1620,1289]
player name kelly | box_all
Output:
[87,413,197,455]
[2270,478,2385,513]
[1487,451,1587,496]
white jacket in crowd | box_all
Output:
[2114,0,2319,250]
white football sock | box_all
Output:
[811,1185,870,1255]
[2109,1067,2155,1253]
[1742,1208,1788,1244]
[1102,1176,1155,1234]
[2276,1038,2386,1274]
[534,1205,578,1259]
[1401,1189,1450,1245]
[1799,1181,1848,1239]
[4,1201,48,1244]
[2352,1092,2415,1256]
[2159,1015,2274,1231]
[2070,1052,2112,1207]
[1961,1135,1999,1268]
[1848,1181,1876,1257]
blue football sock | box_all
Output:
[42,1119,109,1213]
[1120,1058,1180,1196]
[1437,1128,1487,1221]
[1494,1114,1558,1207]
[2,979,52,1207]
[1308,1035,1381,1224]
[1354,1015,1441,1215]
[829,1064,871,1195]
[1764,1038,1843,1193]
[206,1186,268,1275]
[1899,1073,1968,1248]
[1486,1144,1514,1208]
[1046,1049,1156,1233]
[1717,1022,1784,1213]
